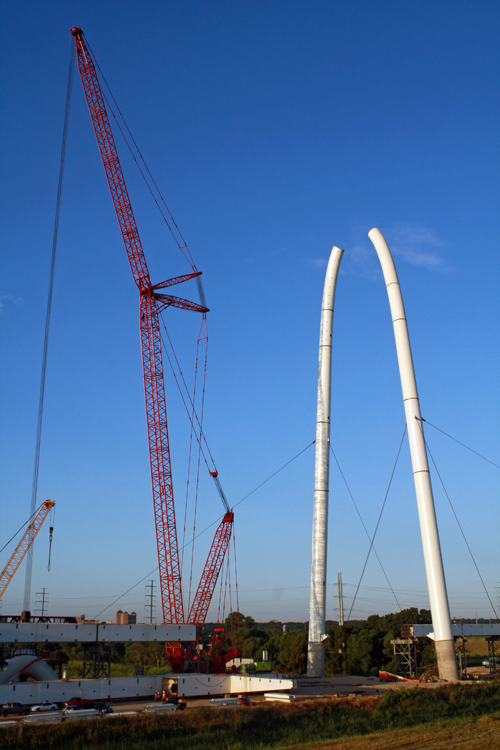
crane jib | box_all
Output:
[72,26,185,625]
[71,28,232,649]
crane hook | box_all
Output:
[47,526,54,572]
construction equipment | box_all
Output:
[71,28,238,671]
[0,501,55,599]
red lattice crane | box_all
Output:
[71,28,236,667]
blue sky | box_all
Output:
[1,0,499,626]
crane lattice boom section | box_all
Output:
[0,501,55,599]
[72,33,150,290]
[72,27,195,625]
[188,512,234,625]
[71,29,234,639]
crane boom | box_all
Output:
[0,501,55,599]
[71,29,238,667]
[71,28,210,628]
[71,28,211,625]
[188,511,234,624]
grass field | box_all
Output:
[464,637,491,658]
[303,714,500,750]
[1,682,500,750]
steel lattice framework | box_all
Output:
[71,28,211,627]
[187,511,234,625]
[0,501,55,599]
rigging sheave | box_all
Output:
[71,29,234,663]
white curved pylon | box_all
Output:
[307,245,344,677]
[368,228,458,682]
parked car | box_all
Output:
[64,696,93,709]
[482,659,499,668]
[30,701,59,713]
[1,702,31,717]
[62,705,100,719]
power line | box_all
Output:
[91,441,315,619]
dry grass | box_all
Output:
[464,637,491,658]
[1,683,499,749]
[300,713,500,750]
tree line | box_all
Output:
[210,607,435,675]
[0,607,440,676]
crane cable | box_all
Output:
[187,316,209,612]
[47,527,54,572]
[180,315,207,575]
[232,525,241,654]
[83,34,197,272]
[23,40,75,611]
[47,505,55,572]
[91,440,314,620]
[0,502,46,556]
[159,314,217,474]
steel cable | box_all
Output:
[91,441,314,619]
[23,41,75,611]
[346,426,407,622]
[421,417,500,470]
[330,443,402,610]
[417,419,498,619]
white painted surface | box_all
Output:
[413,623,500,638]
[0,622,196,644]
[308,246,344,677]
[264,692,293,701]
[0,676,163,705]
[0,673,294,704]
[368,228,454,647]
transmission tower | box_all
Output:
[337,573,344,626]
[145,580,156,625]
[35,588,49,618]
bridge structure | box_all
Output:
[307,229,461,682]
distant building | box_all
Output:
[115,610,137,624]
[75,614,99,624]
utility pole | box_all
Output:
[35,588,48,618]
[145,580,156,625]
[338,573,344,626]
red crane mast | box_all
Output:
[70,28,224,633]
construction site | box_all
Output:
[1,14,499,738]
